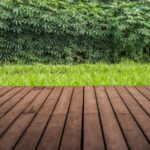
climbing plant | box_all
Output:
[0,0,150,63]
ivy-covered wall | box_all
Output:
[0,0,150,63]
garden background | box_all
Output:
[0,0,150,85]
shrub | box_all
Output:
[0,0,150,63]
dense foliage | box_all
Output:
[0,0,150,63]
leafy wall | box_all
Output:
[0,0,150,63]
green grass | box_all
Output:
[0,61,150,85]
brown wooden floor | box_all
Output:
[0,86,150,150]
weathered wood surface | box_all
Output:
[0,86,150,150]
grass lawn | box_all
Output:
[0,61,150,86]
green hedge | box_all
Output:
[0,0,150,63]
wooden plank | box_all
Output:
[18,87,62,149]
[0,114,34,150]
[24,87,53,114]
[0,86,14,97]
[0,87,53,150]
[126,86,150,116]
[135,86,150,101]
[0,87,42,136]
[83,86,105,150]
[106,86,150,150]
[116,86,150,141]
[0,87,23,106]
[37,87,73,150]
[95,86,128,150]
[0,86,149,150]
[60,87,83,150]
[14,87,62,150]
[0,87,33,118]
[146,86,150,90]
[0,86,4,91]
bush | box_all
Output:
[0,0,150,63]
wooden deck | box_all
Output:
[0,86,150,150]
